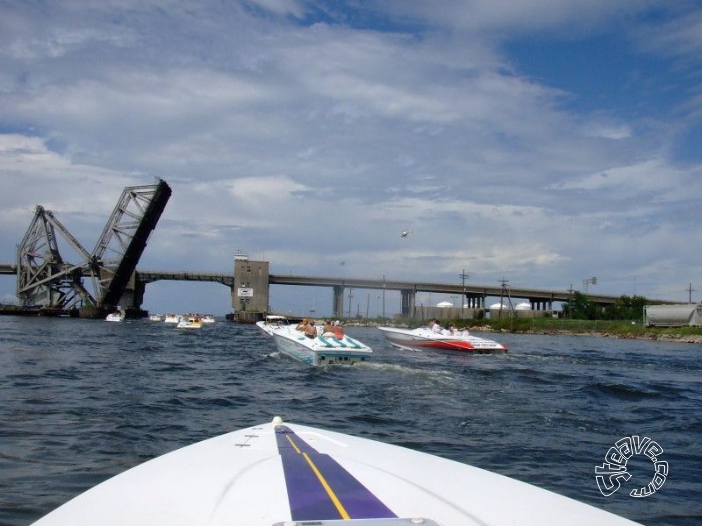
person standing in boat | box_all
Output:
[296,318,309,331]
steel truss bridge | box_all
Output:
[5,180,171,316]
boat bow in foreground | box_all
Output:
[31,416,641,526]
[378,326,507,353]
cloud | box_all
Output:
[245,0,308,18]
[548,158,702,204]
[377,0,652,35]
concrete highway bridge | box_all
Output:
[3,259,630,318]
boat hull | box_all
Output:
[176,317,202,329]
[272,327,372,365]
[31,417,641,526]
[378,326,507,353]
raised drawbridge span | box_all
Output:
[16,180,171,316]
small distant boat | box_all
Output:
[29,416,642,526]
[378,326,507,353]
[105,310,125,322]
[255,314,290,336]
[164,313,180,324]
[176,315,202,329]
[148,314,163,322]
[272,325,372,365]
[201,314,216,323]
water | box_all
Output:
[1,316,700,526]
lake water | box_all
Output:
[1,316,700,525]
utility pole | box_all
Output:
[688,283,696,303]
[459,269,469,320]
[568,283,574,319]
[382,275,386,320]
[498,277,512,318]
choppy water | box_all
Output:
[0,316,700,525]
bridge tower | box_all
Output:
[232,254,269,318]
[16,180,171,316]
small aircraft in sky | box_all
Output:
[400,229,413,238]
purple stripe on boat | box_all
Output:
[275,425,397,520]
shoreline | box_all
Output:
[349,320,702,345]
[467,326,702,344]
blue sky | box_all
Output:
[1,0,701,316]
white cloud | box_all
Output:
[548,158,702,204]
[379,0,652,34]
[245,0,307,18]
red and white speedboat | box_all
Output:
[378,326,507,353]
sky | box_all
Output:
[1,0,701,317]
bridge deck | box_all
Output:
[3,265,673,307]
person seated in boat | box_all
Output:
[296,318,309,331]
[454,326,469,337]
[322,320,335,337]
[442,322,457,336]
[429,318,442,334]
[304,320,318,339]
[332,320,345,339]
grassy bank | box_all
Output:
[456,317,702,343]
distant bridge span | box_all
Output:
[2,262,670,317]
[136,270,234,287]
[128,270,615,307]
[124,268,626,316]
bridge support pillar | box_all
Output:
[464,293,485,309]
[400,289,415,317]
[119,274,145,312]
[333,286,344,318]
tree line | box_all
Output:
[561,293,655,321]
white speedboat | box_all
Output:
[272,326,372,365]
[163,313,180,324]
[176,315,202,329]
[378,326,508,353]
[148,314,163,322]
[201,314,216,323]
[255,314,290,336]
[30,416,641,526]
[105,310,125,322]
